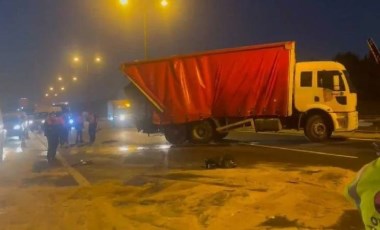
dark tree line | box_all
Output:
[334,52,380,100]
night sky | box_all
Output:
[0,0,379,111]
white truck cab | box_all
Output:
[294,61,358,141]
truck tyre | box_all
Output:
[164,125,187,145]
[214,132,229,141]
[190,120,214,144]
[304,114,332,142]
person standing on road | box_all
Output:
[88,112,98,144]
[346,145,380,229]
[75,113,84,144]
[44,112,64,163]
[59,112,70,148]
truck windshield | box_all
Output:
[343,70,357,93]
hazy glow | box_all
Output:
[161,0,168,7]
[120,0,128,6]
[158,144,171,150]
[119,146,129,151]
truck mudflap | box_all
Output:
[331,111,358,132]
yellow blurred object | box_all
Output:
[119,0,128,6]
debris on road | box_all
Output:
[205,155,237,169]
[71,159,93,167]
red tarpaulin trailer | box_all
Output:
[121,41,358,144]
[121,41,293,125]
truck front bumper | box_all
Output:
[331,111,358,132]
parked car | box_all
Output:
[0,109,5,161]
[3,112,28,140]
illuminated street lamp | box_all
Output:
[71,54,103,107]
[61,87,65,91]
[73,56,80,62]
[54,93,58,97]
[119,0,169,59]
[120,0,128,6]
[49,87,54,91]
[161,0,168,7]
[58,76,63,81]
[45,93,49,97]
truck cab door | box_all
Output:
[294,69,353,112]
[316,70,351,112]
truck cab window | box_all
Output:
[317,71,345,91]
[300,72,312,87]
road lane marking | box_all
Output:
[349,137,380,141]
[244,143,358,159]
[34,134,90,187]
[238,130,380,142]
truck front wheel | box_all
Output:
[190,120,214,144]
[164,125,187,145]
[304,115,332,142]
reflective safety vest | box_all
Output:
[346,158,380,230]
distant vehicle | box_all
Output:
[30,112,48,133]
[107,99,133,125]
[3,113,28,140]
[121,41,358,144]
[52,102,70,113]
[0,109,5,160]
[32,105,62,132]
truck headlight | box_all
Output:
[13,125,21,130]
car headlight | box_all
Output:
[41,120,45,124]
[69,119,74,124]
[28,120,33,125]
[13,125,21,130]
[119,114,126,121]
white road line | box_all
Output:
[349,137,380,141]
[244,143,358,159]
[238,130,380,142]
[34,134,90,187]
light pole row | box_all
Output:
[119,0,169,59]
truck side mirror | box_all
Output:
[333,75,340,91]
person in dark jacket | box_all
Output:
[44,112,64,162]
[60,112,70,147]
[75,113,84,144]
[88,113,98,144]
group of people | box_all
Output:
[43,112,98,162]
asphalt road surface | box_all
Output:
[1,126,377,229]
[45,127,378,185]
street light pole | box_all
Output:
[143,10,148,59]
[119,0,168,60]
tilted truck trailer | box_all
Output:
[121,41,358,144]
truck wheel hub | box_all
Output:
[313,122,326,135]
